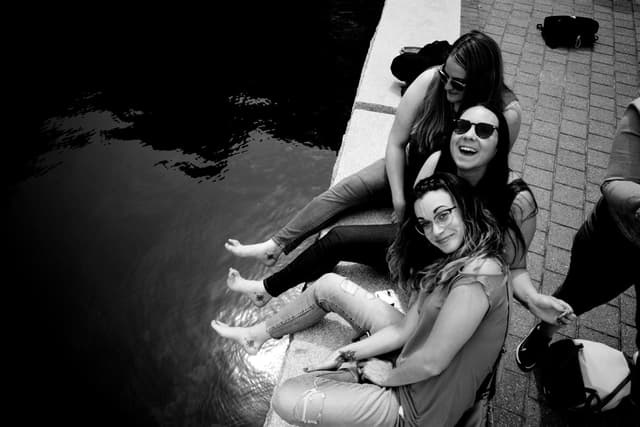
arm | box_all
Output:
[503,101,522,149]
[508,190,575,324]
[367,259,499,387]
[304,301,421,371]
[413,150,441,187]
[386,67,438,220]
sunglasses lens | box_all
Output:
[475,123,495,138]
[450,80,465,91]
[453,119,472,134]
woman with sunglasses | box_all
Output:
[227,103,573,327]
[224,30,522,266]
[213,172,510,426]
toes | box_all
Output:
[228,268,239,278]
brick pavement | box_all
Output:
[462,0,639,425]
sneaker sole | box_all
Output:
[515,326,539,372]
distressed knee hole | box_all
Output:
[292,386,326,425]
[339,278,374,298]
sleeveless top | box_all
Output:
[395,269,509,427]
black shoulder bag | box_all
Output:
[536,15,599,48]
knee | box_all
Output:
[272,376,325,425]
[313,273,343,297]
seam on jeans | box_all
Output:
[267,304,317,338]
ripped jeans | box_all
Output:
[266,273,405,426]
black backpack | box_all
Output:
[539,339,632,413]
[536,15,599,48]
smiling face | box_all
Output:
[441,56,467,107]
[413,189,465,254]
[450,105,500,178]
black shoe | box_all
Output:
[515,324,551,372]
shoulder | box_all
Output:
[460,256,504,276]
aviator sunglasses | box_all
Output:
[453,119,498,139]
[438,67,467,91]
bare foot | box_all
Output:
[211,320,268,355]
[226,268,272,307]
[224,238,282,267]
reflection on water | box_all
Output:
[8,1,383,426]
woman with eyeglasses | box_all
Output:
[224,30,521,266]
[225,103,573,325]
[213,172,510,426]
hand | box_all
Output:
[359,358,393,386]
[391,197,406,223]
[304,349,356,373]
[528,293,576,326]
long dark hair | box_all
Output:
[411,30,511,154]
[437,103,536,266]
[387,172,505,293]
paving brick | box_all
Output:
[563,94,588,110]
[621,323,637,358]
[550,201,584,228]
[544,244,571,274]
[557,147,586,170]
[567,60,590,75]
[515,82,539,99]
[524,165,554,189]
[529,228,546,255]
[621,293,635,326]
[616,81,640,98]
[615,51,636,65]
[547,221,577,250]
[590,81,616,98]
[588,106,615,124]
[588,133,613,152]
[587,164,607,185]
[529,185,551,210]
[587,149,609,168]
[586,182,601,203]
[590,94,616,111]
[509,152,524,172]
[590,61,614,75]
[555,164,586,188]
[561,106,588,124]
[540,269,566,296]
[589,120,616,138]
[535,207,549,232]
[616,71,639,87]
[531,120,559,140]
[495,370,528,414]
[526,251,544,282]
[536,94,562,110]
[558,134,586,154]
[534,112,560,133]
[552,183,585,209]
[565,82,590,98]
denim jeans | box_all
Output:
[264,224,397,297]
[266,272,405,426]
[265,272,404,339]
[272,371,403,427]
[271,158,391,254]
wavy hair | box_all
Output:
[411,30,512,155]
[387,172,505,294]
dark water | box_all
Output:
[7,2,383,426]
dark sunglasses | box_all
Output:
[453,119,498,139]
[438,67,467,91]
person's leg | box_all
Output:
[266,272,404,338]
[263,224,397,297]
[272,372,401,427]
[225,159,390,265]
[517,200,639,371]
[212,273,404,354]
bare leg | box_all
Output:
[226,268,272,307]
[211,320,270,355]
[224,238,282,266]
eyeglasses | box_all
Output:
[415,206,457,236]
[453,119,498,139]
[438,67,467,91]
